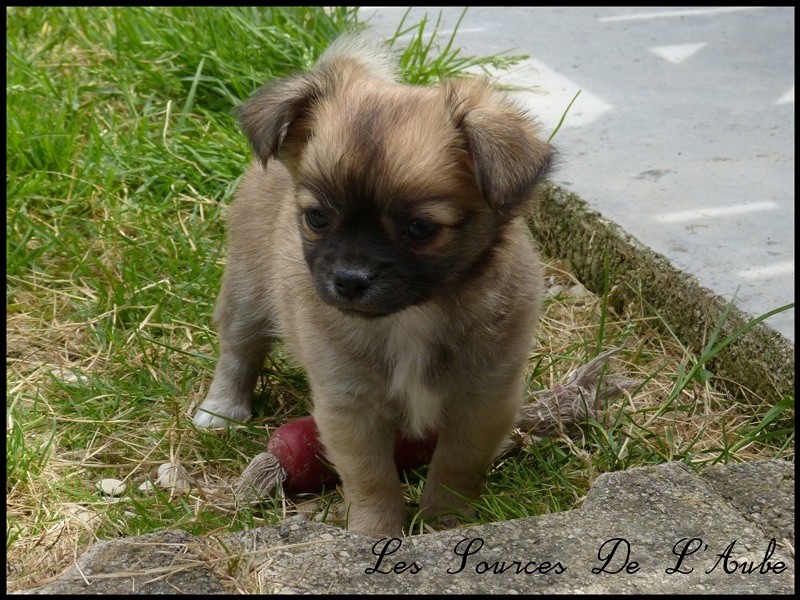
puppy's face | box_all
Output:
[295,88,499,316]
[239,57,553,317]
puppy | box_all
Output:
[194,35,554,536]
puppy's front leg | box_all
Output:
[420,386,522,527]
[313,402,406,537]
[194,339,269,428]
[194,287,274,428]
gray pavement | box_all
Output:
[360,6,795,341]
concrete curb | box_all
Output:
[16,460,794,594]
[529,183,795,405]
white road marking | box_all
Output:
[388,27,487,42]
[649,43,707,64]
[436,27,487,36]
[489,59,613,130]
[654,201,779,223]
[776,86,794,105]
[599,7,764,22]
[736,262,794,280]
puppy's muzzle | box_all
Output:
[333,267,375,301]
[315,258,418,317]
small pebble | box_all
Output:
[49,369,87,385]
[156,462,192,492]
[138,480,155,492]
[547,284,565,297]
[284,513,308,523]
[67,506,100,528]
[97,478,126,497]
[568,283,593,304]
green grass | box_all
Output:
[385,7,528,84]
[6,6,793,593]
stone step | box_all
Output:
[19,459,793,595]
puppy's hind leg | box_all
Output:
[193,292,274,429]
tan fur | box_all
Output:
[194,34,554,536]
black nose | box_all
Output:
[333,268,373,301]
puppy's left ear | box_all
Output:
[444,79,554,215]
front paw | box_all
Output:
[347,504,406,538]
[421,511,463,531]
[419,482,479,530]
[193,397,252,428]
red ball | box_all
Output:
[267,416,439,493]
[267,416,338,493]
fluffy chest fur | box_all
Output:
[383,305,446,438]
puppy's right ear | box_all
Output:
[238,34,395,168]
[237,74,322,168]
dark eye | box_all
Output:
[305,208,329,231]
[405,218,439,242]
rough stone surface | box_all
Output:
[221,461,794,594]
[19,461,792,594]
[701,460,795,546]
[528,183,795,405]
[18,529,227,595]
